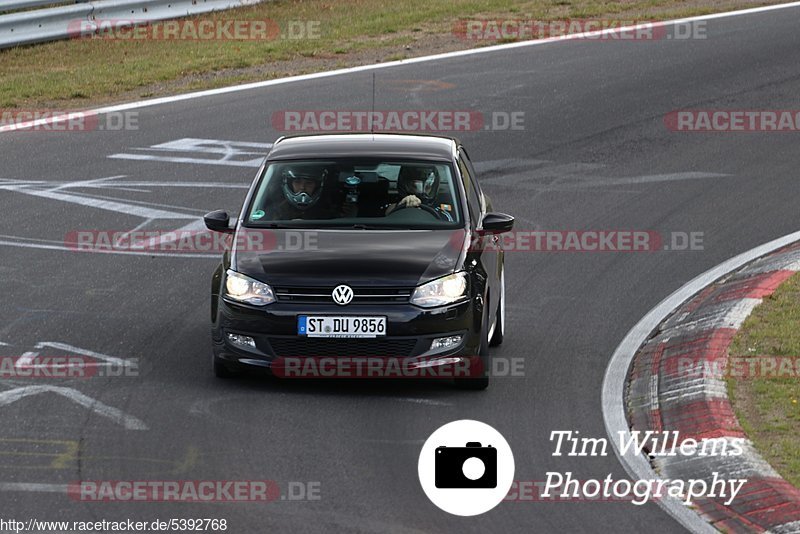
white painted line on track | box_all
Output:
[112,218,152,248]
[0,3,799,133]
[602,229,800,534]
[14,352,38,369]
[0,180,48,187]
[0,385,148,430]
[107,153,263,167]
[33,342,131,368]
[44,175,127,193]
[0,174,229,257]
[0,482,67,493]
[2,180,248,189]
[147,138,271,154]
[94,181,249,189]
[133,218,207,249]
[0,237,218,258]
[108,138,272,167]
[3,185,196,219]
[579,172,730,187]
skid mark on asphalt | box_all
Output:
[476,158,729,191]
[169,446,200,475]
[361,439,426,445]
[0,445,198,476]
[0,447,199,493]
[389,397,452,406]
[0,438,78,470]
[76,447,199,476]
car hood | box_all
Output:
[233,228,467,287]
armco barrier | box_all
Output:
[0,3,93,47]
[0,0,78,13]
[0,0,266,49]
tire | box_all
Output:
[489,270,505,347]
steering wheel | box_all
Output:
[390,202,443,220]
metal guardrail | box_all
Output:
[0,3,93,46]
[0,0,79,13]
[0,0,265,48]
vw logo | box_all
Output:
[332,284,354,305]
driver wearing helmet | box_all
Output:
[386,165,448,220]
[269,167,334,220]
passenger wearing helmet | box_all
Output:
[386,166,446,218]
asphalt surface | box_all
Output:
[2,7,800,533]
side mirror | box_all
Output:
[204,210,233,233]
[481,212,514,234]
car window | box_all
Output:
[460,148,485,212]
[245,159,463,229]
[457,155,481,224]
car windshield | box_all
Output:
[244,159,463,229]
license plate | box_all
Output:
[298,316,386,338]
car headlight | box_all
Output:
[224,270,275,306]
[410,272,468,308]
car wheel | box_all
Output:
[489,269,505,347]
[454,311,490,390]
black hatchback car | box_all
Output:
[205,133,513,389]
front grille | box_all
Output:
[274,286,412,305]
[267,337,418,358]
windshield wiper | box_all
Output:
[342,223,397,230]
[244,222,303,229]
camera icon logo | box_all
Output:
[435,442,497,488]
[418,420,514,516]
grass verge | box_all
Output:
[0,0,785,109]
[728,271,800,487]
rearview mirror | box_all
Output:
[481,212,514,234]
[204,210,233,233]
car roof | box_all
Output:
[267,133,459,161]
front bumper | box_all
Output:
[212,297,481,373]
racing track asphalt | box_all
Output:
[1,6,800,532]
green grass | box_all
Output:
[728,271,800,487]
[0,0,782,109]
